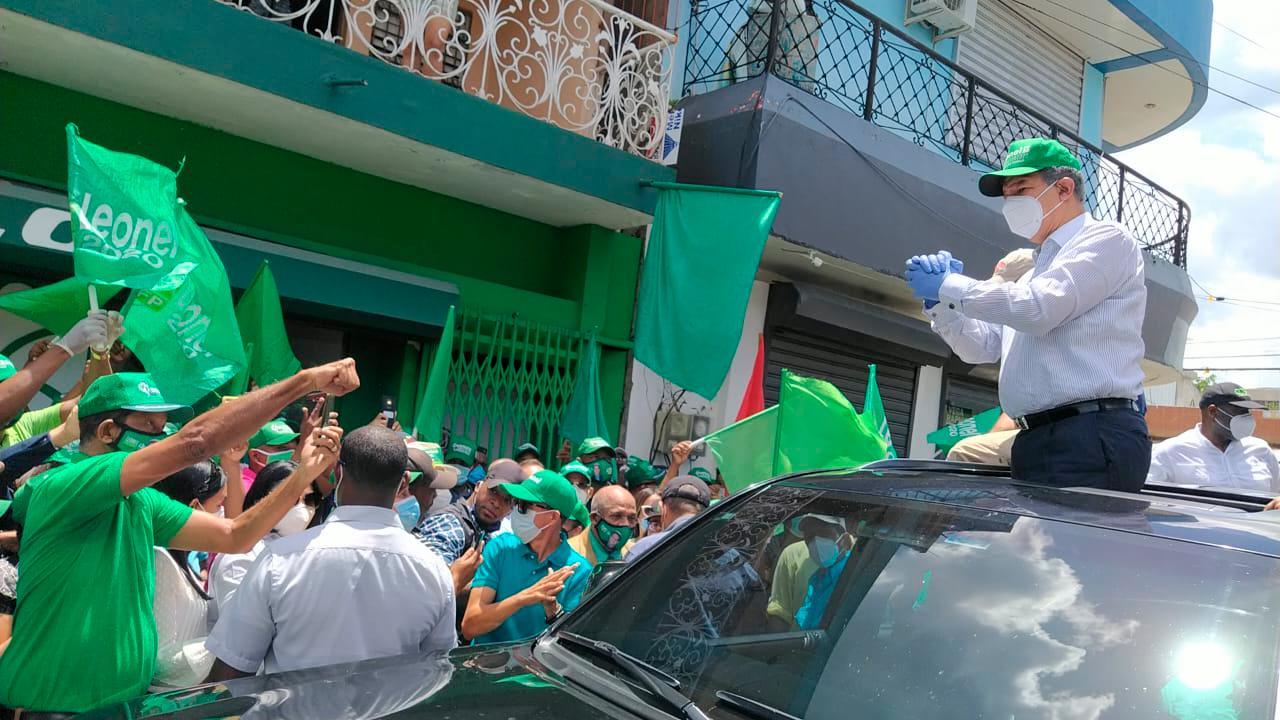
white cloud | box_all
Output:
[1116,0,1280,390]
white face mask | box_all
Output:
[1002,183,1063,239]
[575,486,590,504]
[509,507,555,544]
[1215,411,1256,442]
[807,536,841,568]
[275,503,312,537]
[426,491,452,516]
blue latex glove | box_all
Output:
[906,266,947,303]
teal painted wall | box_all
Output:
[0,72,642,439]
[1079,63,1104,146]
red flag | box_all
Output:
[735,334,765,421]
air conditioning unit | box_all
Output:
[905,0,977,41]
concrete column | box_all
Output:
[909,365,944,459]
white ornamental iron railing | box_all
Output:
[218,0,677,157]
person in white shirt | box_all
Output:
[906,137,1148,491]
[1148,383,1279,493]
[205,426,456,680]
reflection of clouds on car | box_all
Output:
[838,521,1138,720]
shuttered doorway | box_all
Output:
[956,0,1084,143]
[764,325,918,457]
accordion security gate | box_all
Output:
[441,310,589,462]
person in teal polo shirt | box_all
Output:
[461,470,591,644]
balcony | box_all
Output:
[217,0,676,158]
[683,0,1189,267]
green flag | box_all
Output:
[703,405,779,494]
[413,305,455,442]
[225,342,255,397]
[120,205,245,405]
[926,406,1003,454]
[0,278,122,335]
[634,182,780,399]
[560,335,611,448]
[235,262,301,387]
[66,124,185,289]
[775,369,888,475]
[860,364,897,459]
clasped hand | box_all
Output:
[904,251,964,304]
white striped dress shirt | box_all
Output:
[927,212,1147,419]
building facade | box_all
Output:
[626,0,1211,464]
[0,0,676,456]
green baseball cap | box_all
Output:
[625,459,663,489]
[978,138,1082,197]
[250,419,299,449]
[0,354,16,382]
[576,437,615,457]
[78,372,193,422]
[444,437,477,466]
[560,460,591,481]
[689,467,714,484]
[514,442,541,461]
[502,470,585,523]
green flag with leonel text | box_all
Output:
[120,205,245,405]
[67,124,186,290]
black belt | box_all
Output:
[1014,398,1139,431]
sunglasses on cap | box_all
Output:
[515,500,553,514]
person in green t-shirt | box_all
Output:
[0,311,123,449]
[0,358,361,714]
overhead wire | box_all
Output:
[1006,0,1280,124]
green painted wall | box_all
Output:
[0,72,642,440]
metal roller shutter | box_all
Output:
[943,376,1000,426]
[956,0,1084,133]
[764,325,917,456]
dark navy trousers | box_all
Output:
[1010,408,1151,492]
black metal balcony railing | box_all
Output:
[683,0,1189,268]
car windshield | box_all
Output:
[559,483,1280,720]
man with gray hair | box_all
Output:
[904,137,1148,491]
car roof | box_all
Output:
[771,460,1280,559]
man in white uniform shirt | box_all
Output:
[206,425,456,679]
[905,138,1149,490]
[1148,383,1279,492]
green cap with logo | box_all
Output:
[78,372,193,422]
[0,354,15,382]
[444,437,477,466]
[502,470,586,524]
[625,458,663,489]
[978,138,1082,197]
[560,460,591,481]
[689,467,714,484]
[250,419,300,449]
[576,436,615,457]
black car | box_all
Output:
[86,461,1280,720]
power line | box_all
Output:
[1007,0,1280,124]
[1184,367,1280,372]
[1015,0,1280,99]
[1194,296,1280,314]
[1213,19,1274,52]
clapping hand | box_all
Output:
[298,424,344,479]
[904,251,964,304]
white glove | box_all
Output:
[53,310,109,356]
[105,310,125,347]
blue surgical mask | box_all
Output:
[395,496,421,531]
[468,466,487,484]
[808,537,841,568]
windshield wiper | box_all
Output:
[715,691,803,720]
[556,632,711,720]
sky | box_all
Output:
[1115,0,1280,391]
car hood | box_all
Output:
[78,642,615,720]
